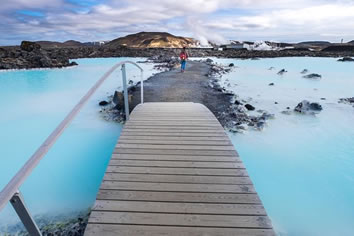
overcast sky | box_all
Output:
[1,0,354,45]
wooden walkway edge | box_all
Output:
[84,102,275,236]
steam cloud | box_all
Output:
[185,17,228,46]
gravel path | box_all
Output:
[130,60,232,121]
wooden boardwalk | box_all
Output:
[84,102,275,236]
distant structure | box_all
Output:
[218,41,246,50]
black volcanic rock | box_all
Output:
[245,104,255,111]
[294,100,322,113]
[277,69,287,75]
[303,73,322,79]
[338,57,354,62]
[20,41,41,52]
[0,41,77,70]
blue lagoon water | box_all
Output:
[211,57,354,236]
[0,58,159,228]
[1,57,354,236]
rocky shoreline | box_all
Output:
[98,57,277,133]
[1,41,354,70]
[0,41,77,70]
[0,210,89,236]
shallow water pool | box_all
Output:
[0,58,158,229]
[211,57,354,236]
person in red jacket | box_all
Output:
[179,47,188,73]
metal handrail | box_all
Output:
[0,61,144,235]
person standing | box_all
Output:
[179,47,189,73]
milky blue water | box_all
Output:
[0,58,158,229]
[211,57,354,236]
[1,57,354,236]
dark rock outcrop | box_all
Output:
[99,101,109,106]
[339,97,354,105]
[0,41,77,70]
[303,73,322,79]
[337,57,354,62]
[245,104,255,111]
[277,69,287,75]
[20,41,41,52]
[294,100,322,114]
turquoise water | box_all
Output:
[211,57,354,236]
[1,57,354,235]
[0,58,158,228]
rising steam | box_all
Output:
[185,17,228,46]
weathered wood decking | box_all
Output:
[84,102,275,236]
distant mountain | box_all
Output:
[348,40,354,44]
[106,32,198,48]
[36,40,83,48]
[297,41,331,45]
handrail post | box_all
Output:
[121,64,130,121]
[10,191,42,236]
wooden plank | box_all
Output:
[114,148,238,156]
[130,115,217,119]
[85,224,276,236]
[118,136,230,141]
[92,200,266,215]
[129,118,218,121]
[108,160,244,168]
[120,132,228,137]
[115,144,235,151]
[123,126,222,130]
[97,190,261,204]
[103,173,252,184]
[106,166,248,176]
[111,154,240,162]
[100,181,255,193]
[88,212,272,228]
[122,129,226,133]
[118,139,232,146]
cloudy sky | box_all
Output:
[1,0,354,45]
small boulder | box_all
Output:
[294,100,322,114]
[99,100,109,106]
[245,104,255,111]
[277,69,287,75]
[301,69,309,74]
[268,67,275,70]
[234,100,242,105]
[303,73,322,79]
[229,63,234,67]
[269,83,275,86]
[206,58,213,63]
[70,61,78,66]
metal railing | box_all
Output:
[0,61,144,235]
